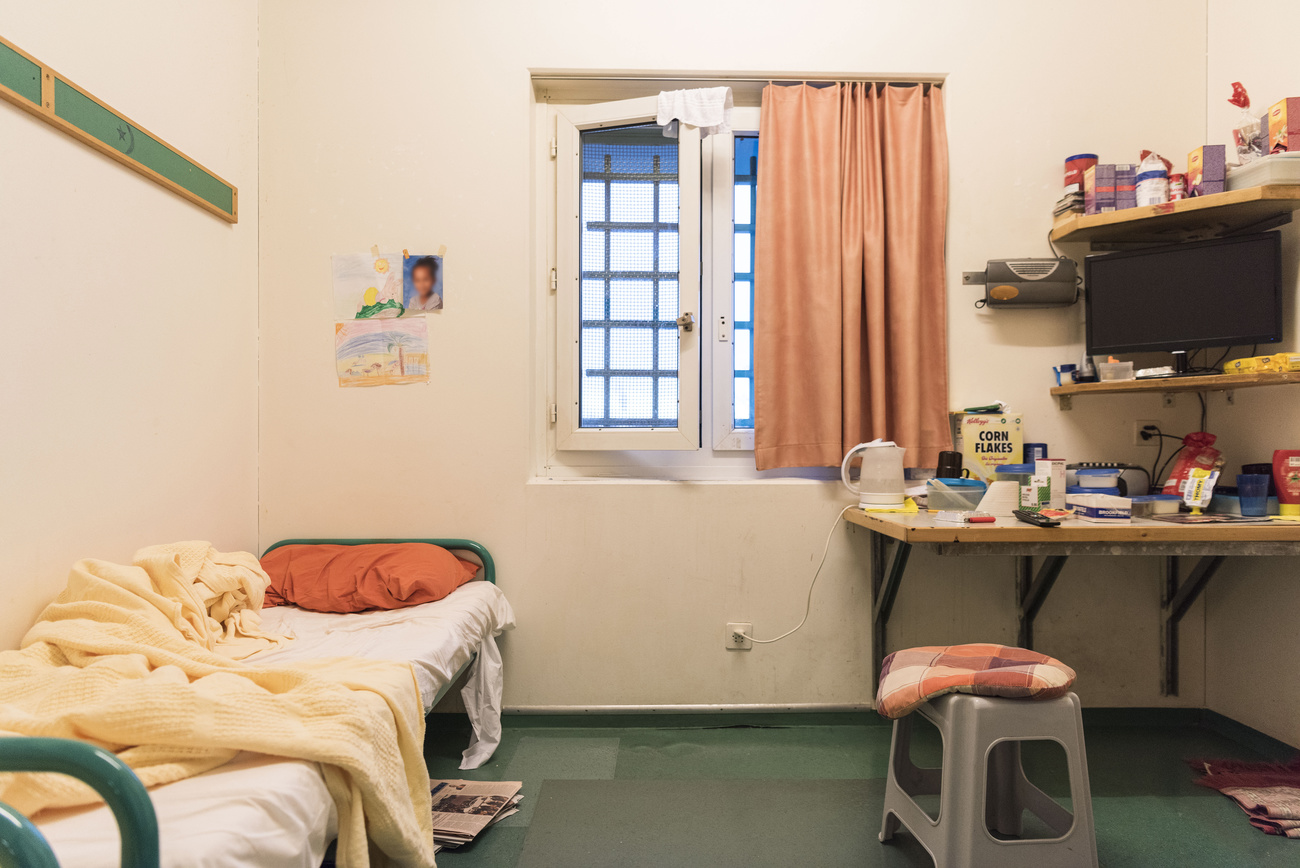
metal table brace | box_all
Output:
[868,532,1228,698]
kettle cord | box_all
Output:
[738,505,854,645]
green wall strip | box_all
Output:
[53,78,234,216]
[0,40,40,104]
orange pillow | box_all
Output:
[260,543,479,613]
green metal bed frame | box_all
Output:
[260,539,498,709]
[0,539,493,868]
[0,738,159,868]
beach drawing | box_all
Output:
[335,317,429,387]
[333,252,405,319]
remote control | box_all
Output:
[1014,509,1061,528]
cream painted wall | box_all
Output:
[0,2,260,648]
[1202,1,1300,747]
[258,0,1216,712]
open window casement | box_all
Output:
[554,96,702,451]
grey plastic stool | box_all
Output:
[880,691,1098,868]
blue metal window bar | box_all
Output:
[732,135,758,429]
[579,125,680,428]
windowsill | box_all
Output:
[529,469,840,484]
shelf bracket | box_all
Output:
[1017,555,1070,649]
[1223,211,1292,237]
[1056,394,1072,411]
[1161,554,1227,696]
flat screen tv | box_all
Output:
[1085,232,1282,370]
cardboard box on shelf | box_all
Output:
[949,412,1024,484]
[1266,97,1300,154]
[1188,145,1226,196]
[1115,163,1137,209]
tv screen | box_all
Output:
[1085,232,1282,356]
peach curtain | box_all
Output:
[754,82,950,471]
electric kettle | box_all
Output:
[841,440,906,510]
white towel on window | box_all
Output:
[657,86,734,138]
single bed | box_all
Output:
[35,538,514,868]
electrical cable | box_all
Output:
[1117,464,1152,496]
[1156,445,1186,486]
[1198,392,1207,433]
[1151,434,1163,486]
[1046,229,1083,301]
[738,505,853,645]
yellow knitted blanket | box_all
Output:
[0,541,435,868]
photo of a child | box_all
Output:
[404,254,444,312]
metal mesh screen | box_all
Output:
[579,124,679,428]
[732,135,758,429]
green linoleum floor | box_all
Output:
[423,714,1299,868]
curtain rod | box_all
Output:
[531,71,946,86]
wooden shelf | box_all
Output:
[1050,185,1300,244]
[1051,370,1300,398]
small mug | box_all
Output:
[1053,364,1077,387]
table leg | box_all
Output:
[1017,556,1069,649]
[870,533,913,693]
[1161,555,1226,696]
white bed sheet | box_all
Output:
[36,580,515,868]
[252,579,514,713]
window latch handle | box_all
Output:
[676,312,695,332]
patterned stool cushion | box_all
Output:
[876,643,1076,720]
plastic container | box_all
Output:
[927,477,988,511]
[1226,152,1300,190]
[1130,494,1181,518]
[1075,468,1122,488]
[1097,361,1135,381]
[994,464,1036,486]
[1209,493,1280,516]
[1067,484,1121,497]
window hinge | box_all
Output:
[549,137,557,158]
[549,267,558,291]
[549,403,558,424]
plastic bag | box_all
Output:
[1229,82,1262,164]
[1136,151,1171,206]
[1161,432,1225,495]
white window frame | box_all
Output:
[707,107,760,451]
[554,97,701,451]
[541,98,790,479]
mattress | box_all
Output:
[255,579,514,712]
[36,580,515,868]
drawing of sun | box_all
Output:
[374,258,390,274]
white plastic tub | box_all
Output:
[1227,153,1300,190]
[1098,361,1135,381]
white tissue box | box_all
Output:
[1067,493,1132,523]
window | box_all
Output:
[550,96,761,467]
[731,135,758,431]
[578,124,681,430]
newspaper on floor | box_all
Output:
[429,779,523,847]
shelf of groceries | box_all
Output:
[1050,369,1300,398]
[1051,87,1300,244]
[1049,183,1300,244]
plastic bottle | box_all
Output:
[1273,449,1300,517]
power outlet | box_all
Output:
[725,622,753,651]
[1133,419,1160,447]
